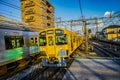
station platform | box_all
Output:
[63,58,120,80]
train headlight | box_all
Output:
[42,48,44,50]
[60,47,62,50]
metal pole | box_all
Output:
[95,18,98,39]
[83,19,89,54]
[70,20,73,31]
[96,18,98,33]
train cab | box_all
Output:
[39,28,83,67]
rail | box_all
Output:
[92,42,120,58]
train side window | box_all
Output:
[5,36,24,49]
[39,37,46,46]
[11,40,16,48]
[35,37,37,44]
[5,36,13,49]
[16,37,24,47]
[31,38,34,45]
[16,40,20,47]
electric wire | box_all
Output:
[0,0,20,10]
[0,8,20,15]
[0,0,52,19]
[0,11,21,20]
[78,0,84,19]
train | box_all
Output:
[0,23,40,76]
[0,22,83,76]
[39,28,83,67]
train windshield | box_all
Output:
[39,37,46,46]
[56,34,67,45]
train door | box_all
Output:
[47,35,55,56]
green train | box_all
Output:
[0,24,40,76]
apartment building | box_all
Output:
[20,0,54,30]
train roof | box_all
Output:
[39,28,76,33]
[39,27,80,35]
[103,25,120,30]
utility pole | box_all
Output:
[54,17,61,28]
[95,18,99,39]
[95,18,98,33]
[83,19,89,54]
[0,16,2,24]
[70,20,73,31]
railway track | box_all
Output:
[92,42,120,58]
[0,64,29,80]
[6,58,74,80]
[95,40,120,51]
[21,67,49,80]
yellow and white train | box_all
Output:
[39,28,83,67]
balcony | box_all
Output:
[25,19,35,22]
[48,6,54,11]
[47,23,51,26]
[25,16,35,22]
[25,9,35,15]
[25,1,35,8]
[47,20,51,23]
[47,16,51,19]
[46,9,51,13]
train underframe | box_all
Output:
[0,52,41,76]
[42,57,69,67]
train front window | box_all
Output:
[48,36,54,46]
[56,34,67,45]
[39,37,46,46]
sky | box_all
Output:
[49,0,120,20]
[0,0,120,21]
[0,0,120,33]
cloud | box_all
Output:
[104,11,111,17]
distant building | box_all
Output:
[20,0,54,30]
[102,25,120,40]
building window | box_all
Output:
[26,16,35,22]
[42,15,46,20]
[41,23,46,27]
[29,8,33,12]
[25,8,34,14]
[29,16,34,20]
[29,0,33,4]
[41,0,45,3]
[41,7,46,12]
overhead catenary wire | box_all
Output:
[0,0,20,10]
[78,0,84,19]
[0,8,20,15]
[0,0,52,19]
[0,0,42,22]
[0,0,48,30]
[0,11,21,20]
